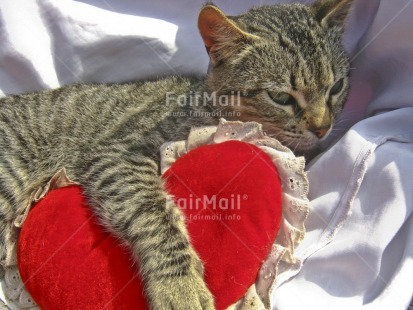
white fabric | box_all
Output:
[1,0,412,309]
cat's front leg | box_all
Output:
[144,197,215,310]
[81,154,215,309]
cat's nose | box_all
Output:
[311,127,330,139]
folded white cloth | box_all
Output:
[273,107,413,309]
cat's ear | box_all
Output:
[198,4,258,65]
[311,0,353,28]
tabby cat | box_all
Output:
[0,0,352,308]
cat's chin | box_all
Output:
[274,133,321,158]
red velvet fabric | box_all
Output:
[18,140,282,310]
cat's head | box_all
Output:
[198,0,352,156]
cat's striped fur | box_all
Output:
[0,1,352,308]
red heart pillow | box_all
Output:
[18,140,282,309]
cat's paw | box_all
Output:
[148,256,215,309]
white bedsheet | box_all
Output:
[1,0,412,309]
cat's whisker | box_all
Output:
[293,143,301,154]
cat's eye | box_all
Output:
[267,91,296,106]
[329,78,344,96]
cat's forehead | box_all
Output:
[241,5,334,53]
[239,4,320,36]
[236,4,343,87]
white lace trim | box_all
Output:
[160,119,310,309]
[1,265,37,310]
[1,168,78,309]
